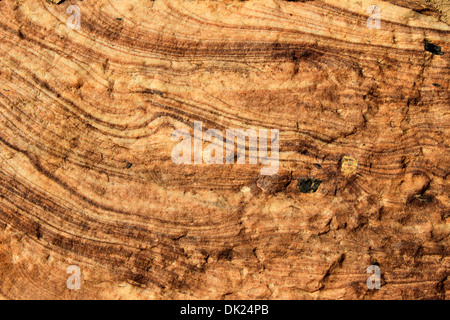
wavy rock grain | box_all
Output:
[0,0,449,299]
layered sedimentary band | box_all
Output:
[0,0,448,299]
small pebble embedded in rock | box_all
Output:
[341,156,358,177]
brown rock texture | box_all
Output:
[0,0,449,300]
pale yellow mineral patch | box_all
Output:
[341,156,358,177]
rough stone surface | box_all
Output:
[0,0,449,299]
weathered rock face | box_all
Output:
[0,0,448,300]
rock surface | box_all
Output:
[0,0,448,299]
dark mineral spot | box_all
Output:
[36,224,42,240]
[424,40,444,55]
[125,162,133,169]
[297,178,321,193]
